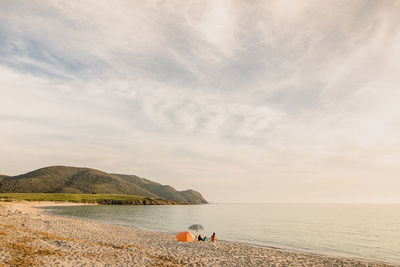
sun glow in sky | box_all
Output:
[1,0,400,203]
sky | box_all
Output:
[1,0,400,203]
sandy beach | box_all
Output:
[0,201,396,267]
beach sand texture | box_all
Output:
[0,202,396,267]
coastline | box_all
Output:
[0,201,396,266]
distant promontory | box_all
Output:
[0,166,207,204]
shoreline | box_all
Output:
[37,203,396,266]
[1,201,397,266]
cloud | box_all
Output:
[0,0,400,202]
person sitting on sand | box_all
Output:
[198,235,204,241]
[211,233,216,242]
[204,236,207,241]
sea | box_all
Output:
[40,204,400,265]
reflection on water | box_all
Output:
[41,204,400,265]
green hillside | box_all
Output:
[0,166,207,204]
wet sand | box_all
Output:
[0,201,396,266]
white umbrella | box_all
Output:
[188,224,204,232]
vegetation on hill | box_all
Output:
[0,166,207,204]
[0,193,181,205]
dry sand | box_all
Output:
[0,201,396,267]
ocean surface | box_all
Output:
[40,204,400,265]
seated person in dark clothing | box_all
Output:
[198,234,204,241]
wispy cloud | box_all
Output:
[1,0,400,202]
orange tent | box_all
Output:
[175,231,195,242]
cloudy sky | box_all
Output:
[1,0,400,203]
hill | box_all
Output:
[0,166,207,204]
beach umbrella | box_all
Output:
[175,231,195,242]
[188,224,204,232]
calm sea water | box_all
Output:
[40,204,400,265]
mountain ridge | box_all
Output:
[0,166,207,204]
